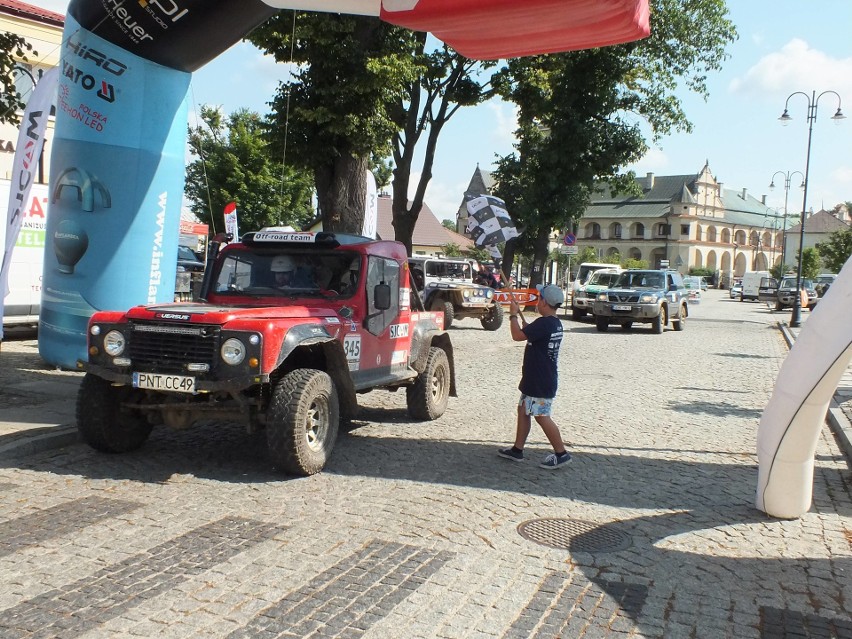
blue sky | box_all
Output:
[31,1,852,223]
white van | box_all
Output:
[0,181,48,328]
[739,271,770,302]
[570,262,619,317]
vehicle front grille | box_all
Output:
[129,322,220,373]
[607,293,640,303]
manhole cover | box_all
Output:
[517,518,632,553]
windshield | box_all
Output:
[577,264,607,283]
[211,249,362,300]
[615,272,664,289]
[423,260,471,279]
[780,277,813,289]
[177,246,201,262]
[587,271,619,286]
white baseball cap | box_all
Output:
[536,284,565,307]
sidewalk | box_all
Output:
[1,321,851,464]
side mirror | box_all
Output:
[374,283,392,310]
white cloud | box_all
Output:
[629,147,669,174]
[487,99,518,149]
[408,171,467,223]
[729,39,852,99]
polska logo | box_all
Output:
[61,62,116,103]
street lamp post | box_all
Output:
[768,170,804,273]
[778,90,845,328]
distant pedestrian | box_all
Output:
[499,284,571,469]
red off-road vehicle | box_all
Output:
[76,231,456,475]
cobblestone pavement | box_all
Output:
[1,289,851,638]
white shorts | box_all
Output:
[519,394,553,417]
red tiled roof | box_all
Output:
[0,0,64,26]
[376,196,473,250]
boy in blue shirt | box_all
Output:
[499,284,571,469]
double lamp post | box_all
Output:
[776,90,845,328]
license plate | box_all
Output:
[133,372,196,394]
[613,304,632,311]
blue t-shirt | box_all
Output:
[519,315,563,398]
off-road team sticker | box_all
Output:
[343,334,361,371]
[399,287,410,309]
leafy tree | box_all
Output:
[795,247,821,280]
[465,245,491,264]
[441,243,463,257]
[816,228,852,273]
[0,33,36,125]
[388,41,495,254]
[623,258,649,269]
[185,106,314,233]
[441,219,456,231]
[688,267,714,278]
[491,0,736,287]
[249,13,419,234]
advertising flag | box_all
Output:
[362,170,378,239]
[1,66,58,339]
[224,201,239,240]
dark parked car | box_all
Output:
[177,245,205,273]
[774,276,818,311]
[814,274,837,301]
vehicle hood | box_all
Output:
[122,302,340,325]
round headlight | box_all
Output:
[221,338,246,366]
[90,325,101,336]
[103,330,126,356]
[463,289,470,299]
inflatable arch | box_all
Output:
[37,0,851,520]
[39,0,651,368]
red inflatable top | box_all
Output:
[380,0,650,59]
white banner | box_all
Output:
[1,66,58,339]
[362,170,378,239]
[223,201,239,240]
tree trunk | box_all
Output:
[529,227,551,288]
[315,153,369,234]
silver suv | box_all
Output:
[592,269,688,333]
[408,256,503,330]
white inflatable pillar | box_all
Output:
[757,256,852,518]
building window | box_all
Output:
[586,223,601,239]
[656,223,670,237]
[611,223,622,238]
[680,224,690,236]
[634,223,644,239]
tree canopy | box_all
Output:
[816,228,852,274]
[249,13,420,234]
[491,0,737,286]
[185,106,314,234]
[0,33,36,126]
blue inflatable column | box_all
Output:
[39,17,190,367]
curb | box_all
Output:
[0,425,80,461]
[777,321,852,464]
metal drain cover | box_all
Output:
[517,518,632,553]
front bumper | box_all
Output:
[79,361,269,393]
[593,301,661,319]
